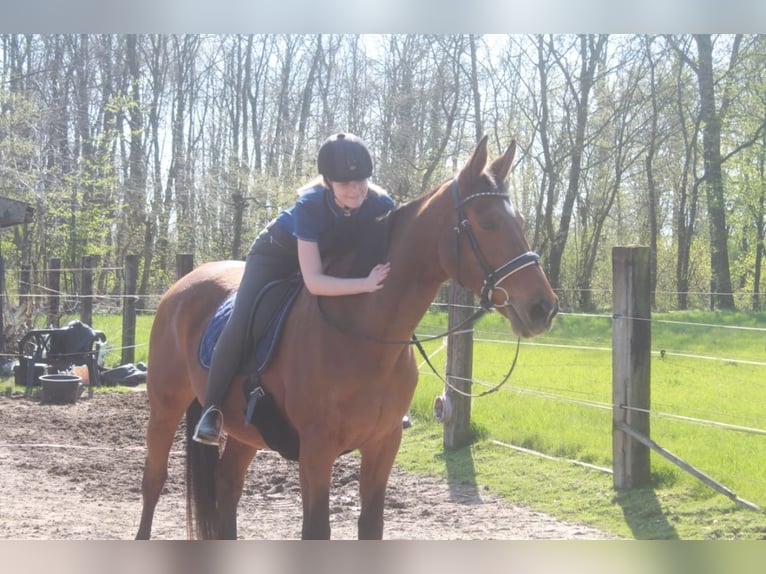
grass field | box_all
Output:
[5,307,766,539]
[402,309,766,539]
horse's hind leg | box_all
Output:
[215,437,258,539]
[136,389,193,540]
[357,428,403,540]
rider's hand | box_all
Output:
[366,262,391,292]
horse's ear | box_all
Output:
[462,135,489,181]
[489,140,517,183]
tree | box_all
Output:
[168,35,200,254]
[4,33,766,317]
[526,34,608,296]
[694,34,737,309]
[670,34,766,309]
[574,36,647,310]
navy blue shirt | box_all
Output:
[273,185,394,257]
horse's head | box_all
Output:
[439,135,558,338]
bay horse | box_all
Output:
[135,135,558,540]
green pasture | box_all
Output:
[403,309,766,539]
[4,308,766,539]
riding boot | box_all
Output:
[192,406,224,446]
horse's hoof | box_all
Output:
[402,415,412,429]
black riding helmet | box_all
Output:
[317,133,373,182]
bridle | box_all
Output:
[449,179,540,311]
[317,178,543,397]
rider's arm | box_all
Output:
[297,239,389,296]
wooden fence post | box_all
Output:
[612,245,651,488]
[121,255,138,365]
[80,255,99,327]
[20,263,31,318]
[176,253,194,279]
[47,257,61,328]
[443,280,474,450]
[0,256,5,354]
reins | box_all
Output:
[317,297,517,398]
[317,296,488,345]
[317,177,542,398]
[415,331,522,398]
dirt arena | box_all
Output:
[0,389,613,540]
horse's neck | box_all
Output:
[367,189,452,338]
[315,187,452,344]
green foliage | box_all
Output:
[3,35,766,315]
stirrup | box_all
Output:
[192,406,224,446]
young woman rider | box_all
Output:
[193,133,395,445]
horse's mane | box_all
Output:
[322,184,440,279]
[322,173,508,280]
[321,208,395,279]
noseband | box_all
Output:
[450,179,540,310]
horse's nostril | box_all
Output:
[550,298,559,320]
[531,298,558,327]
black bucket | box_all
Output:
[39,374,82,404]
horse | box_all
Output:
[135,135,558,540]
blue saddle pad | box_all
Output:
[198,292,237,370]
[197,280,302,374]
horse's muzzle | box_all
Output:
[505,294,558,338]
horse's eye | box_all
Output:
[478,220,497,231]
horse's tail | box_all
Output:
[185,400,220,539]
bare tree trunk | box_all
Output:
[246,35,264,172]
[147,35,170,275]
[752,131,766,311]
[548,35,607,291]
[417,35,462,195]
[671,49,701,311]
[469,35,483,142]
[534,35,558,276]
[268,35,298,177]
[123,35,151,302]
[695,34,735,310]
[294,35,323,175]
[169,35,195,253]
[645,37,660,309]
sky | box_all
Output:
[1,0,764,34]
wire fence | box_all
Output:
[5,268,764,399]
[0,259,162,365]
[416,301,766,503]
[419,304,766,432]
[2,260,765,498]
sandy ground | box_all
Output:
[0,390,613,540]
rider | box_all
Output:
[193,132,395,445]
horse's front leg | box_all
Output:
[357,426,403,540]
[298,439,336,539]
[216,437,258,539]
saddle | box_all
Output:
[198,274,303,373]
[197,274,302,461]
